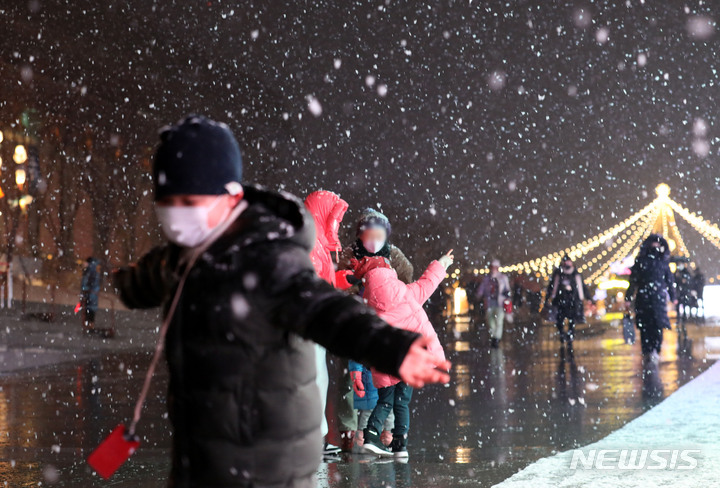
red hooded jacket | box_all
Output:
[304,191,350,287]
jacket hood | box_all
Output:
[304,191,348,253]
[638,234,671,261]
[353,256,392,280]
[205,184,315,260]
[363,267,403,313]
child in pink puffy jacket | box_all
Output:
[354,250,454,458]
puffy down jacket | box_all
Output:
[363,260,447,389]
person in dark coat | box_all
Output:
[113,116,450,488]
[546,255,587,348]
[80,257,102,333]
[691,267,705,321]
[674,263,692,322]
[625,234,677,363]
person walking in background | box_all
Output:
[355,250,454,457]
[691,267,705,322]
[625,234,676,366]
[512,273,525,310]
[336,207,414,451]
[80,257,102,334]
[674,263,692,323]
[476,259,510,348]
[546,255,587,351]
[525,273,544,317]
[304,190,350,458]
[113,115,450,488]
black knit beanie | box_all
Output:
[153,115,242,200]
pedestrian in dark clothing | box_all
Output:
[113,116,450,488]
[81,257,102,333]
[626,234,677,364]
[674,264,692,322]
[546,256,587,348]
[512,275,524,310]
[691,268,705,321]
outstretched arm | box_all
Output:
[254,242,450,384]
[406,260,448,305]
[113,245,180,309]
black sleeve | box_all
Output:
[626,265,638,300]
[252,241,421,376]
[113,245,180,309]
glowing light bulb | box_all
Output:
[656,183,670,198]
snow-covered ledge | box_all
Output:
[494,360,720,487]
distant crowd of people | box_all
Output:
[467,237,706,370]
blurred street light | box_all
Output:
[18,195,33,211]
[13,145,27,164]
[15,168,26,188]
[0,130,4,143]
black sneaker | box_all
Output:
[323,442,342,456]
[361,429,393,457]
[389,435,408,458]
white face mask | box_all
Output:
[363,239,386,254]
[155,197,229,248]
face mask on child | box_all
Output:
[363,239,386,254]
[155,196,230,248]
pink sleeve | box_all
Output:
[405,261,446,305]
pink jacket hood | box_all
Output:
[304,191,348,254]
[304,191,348,284]
[363,260,447,388]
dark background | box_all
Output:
[1,0,719,273]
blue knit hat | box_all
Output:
[153,115,242,200]
[356,208,391,237]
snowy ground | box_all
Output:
[493,359,720,488]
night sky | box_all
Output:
[2,1,720,273]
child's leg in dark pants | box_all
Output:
[389,382,413,456]
[391,382,414,437]
[366,385,396,435]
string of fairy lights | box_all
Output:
[473,200,657,279]
[470,184,720,286]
